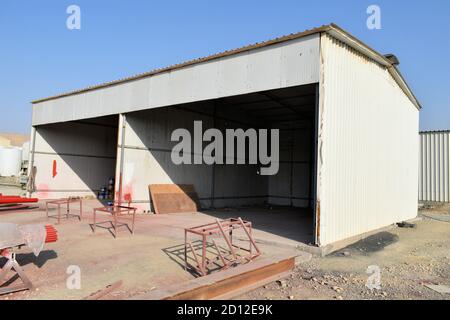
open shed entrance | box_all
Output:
[31,115,119,202]
[124,83,318,245]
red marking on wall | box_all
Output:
[52,160,57,178]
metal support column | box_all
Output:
[27,126,37,197]
[210,104,217,209]
[312,83,321,246]
[117,114,127,206]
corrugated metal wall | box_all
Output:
[268,128,312,208]
[317,34,419,246]
[419,131,450,202]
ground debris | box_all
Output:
[84,280,123,300]
[397,222,416,229]
[276,279,288,288]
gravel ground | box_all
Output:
[239,205,450,300]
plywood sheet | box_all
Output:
[149,184,199,214]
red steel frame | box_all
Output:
[184,218,261,276]
[46,198,83,224]
[92,205,137,238]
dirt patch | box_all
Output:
[239,216,450,300]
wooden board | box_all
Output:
[149,184,199,214]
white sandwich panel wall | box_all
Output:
[32,34,320,125]
[317,34,419,246]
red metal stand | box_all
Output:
[184,218,261,276]
[45,198,83,224]
[92,205,137,238]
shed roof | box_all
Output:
[31,23,421,110]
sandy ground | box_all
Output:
[239,205,450,300]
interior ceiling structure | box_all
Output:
[179,83,317,131]
[223,84,316,129]
[171,84,317,151]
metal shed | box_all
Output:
[28,24,420,247]
[419,131,450,203]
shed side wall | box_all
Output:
[318,34,419,246]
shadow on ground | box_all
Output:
[333,232,399,257]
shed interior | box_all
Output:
[33,115,119,201]
[124,83,318,244]
[32,83,318,245]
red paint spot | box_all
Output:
[52,160,57,178]
[115,184,133,204]
[124,193,132,202]
[123,184,133,201]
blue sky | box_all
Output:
[0,0,449,134]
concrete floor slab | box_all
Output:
[0,201,314,299]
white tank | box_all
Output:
[0,146,22,177]
[22,142,30,162]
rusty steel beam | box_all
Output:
[134,255,295,300]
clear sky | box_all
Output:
[0,0,449,134]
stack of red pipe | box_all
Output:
[45,225,58,243]
[0,194,39,204]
